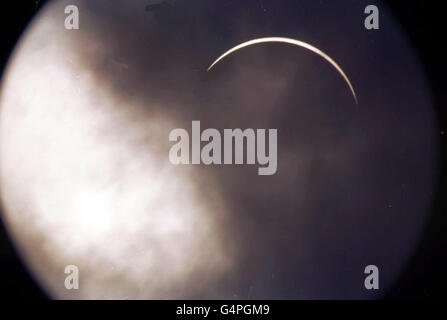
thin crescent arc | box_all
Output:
[207,37,358,104]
